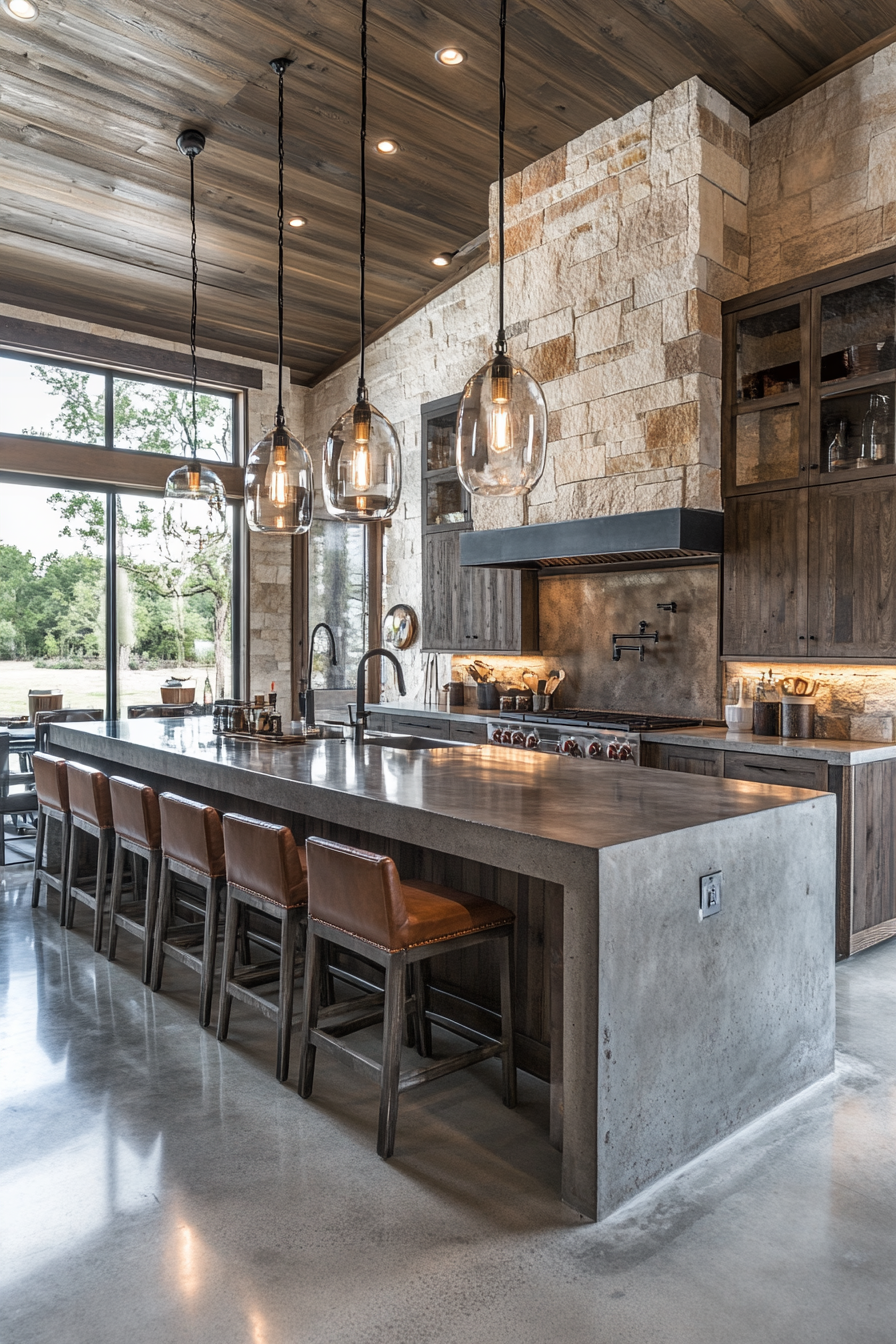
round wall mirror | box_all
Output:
[383,604,418,649]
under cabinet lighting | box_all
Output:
[375,138,399,154]
[3,0,39,20]
[435,47,466,65]
[288,216,307,228]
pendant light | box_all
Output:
[245,58,314,534]
[323,0,401,522]
[455,0,547,497]
[164,130,228,545]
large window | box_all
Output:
[1,352,242,719]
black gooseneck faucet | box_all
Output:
[354,648,406,745]
[304,623,337,729]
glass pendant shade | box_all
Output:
[323,398,401,520]
[456,351,548,496]
[245,422,313,532]
[163,462,228,545]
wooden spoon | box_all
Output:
[522,670,539,693]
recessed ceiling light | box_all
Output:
[3,0,39,20]
[432,251,455,267]
[375,138,400,155]
[435,46,466,66]
[288,216,307,228]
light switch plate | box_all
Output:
[699,871,722,920]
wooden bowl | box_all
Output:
[160,685,195,705]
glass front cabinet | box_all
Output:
[724,263,896,496]
[722,255,896,660]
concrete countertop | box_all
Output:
[53,719,826,854]
[641,725,896,765]
[365,700,491,721]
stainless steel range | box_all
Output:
[486,709,702,766]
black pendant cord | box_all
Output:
[189,150,199,457]
[357,0,368,402]
[496,0,507,355]
[276,62,286,425]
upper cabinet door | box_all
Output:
[813,266,896,486]
[722,489,808,659]
[809,478,896,659]
[723,293,810,497]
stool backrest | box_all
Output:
[223,813,307,907]
[67,761,113,828]
[305,837,408,946]
[159,792,225,876]
[32,752,70,813]
[110,776,161,849]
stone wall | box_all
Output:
[749,43,896,289]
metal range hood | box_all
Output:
[459,507,723,575]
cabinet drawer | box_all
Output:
[644,743,724,776]
[393,716,450,739]
[449,721,488,744]
[723,751,828,791]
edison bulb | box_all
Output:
[456,350,548,496]
[245,422,313,533]
[323,395,401,521]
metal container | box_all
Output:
[514,692,533,713]
[752,700,781,736]
[476,683,499,710]
[532,693,553,713]
[781,699,815,740]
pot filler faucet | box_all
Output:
[304,623,338,729]
[354,648,406,745]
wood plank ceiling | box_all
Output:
[0,1,893,384]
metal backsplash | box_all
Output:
[538,564,722,719]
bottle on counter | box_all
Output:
[203,675,213,708]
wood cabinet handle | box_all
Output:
[798,635,806,640]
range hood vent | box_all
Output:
[459,508,723,574]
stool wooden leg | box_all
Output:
[198,875,221,1029]
[276,906,300,1083]
[150,859,173,992]
[377,953,407,1160]
[65,827,80,930]
[298,927,323,1098]
[498,931,517,1109]
[238,910,251,967]
[59,815,72,926]
[107,837,125,962]
[411,962,431,1058]
[92,830,111,952]
[31,806,47,908]
[141,850,162,986]
[216,889,240,1043]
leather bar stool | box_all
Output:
[298,837,517,1159]
[217,814,308,1081]
[65,761,115,951]
[151,793,226,1027]
[30,752,72,924]
[107,776,162,984]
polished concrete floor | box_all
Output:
[1,864,895,1344]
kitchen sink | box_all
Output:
[357,731,468,751]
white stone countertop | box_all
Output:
[641,725,896,765]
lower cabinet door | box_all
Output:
[722,489,808,658]
[723,751,828,791]
[643,743,724,775]
[808,477,896,659]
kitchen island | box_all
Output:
[52,718,836,1222]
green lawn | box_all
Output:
[0,661,208,717]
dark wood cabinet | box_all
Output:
[722,489,808,659]
[808,477,896,659]
[420,397,539,654]
[642,742,723,775]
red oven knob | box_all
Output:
[617,741,633,762]
[525,733,540,750]
[606,739,619,760]
[501,729,514,745]
[511,730,526,746]
[560,737,581,757]
[491,728,503,744]
[587,740,602,759]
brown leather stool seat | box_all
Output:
[298,837,516,1159]
[65,761,115,951]
[151,793,227,1027]
[31,752,72,924]
[217,814,308,1081]
[107,777,163,984]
